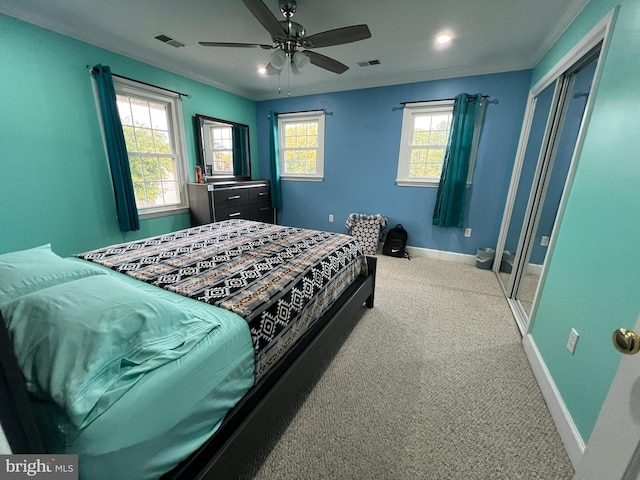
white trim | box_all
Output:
[506,297,529,336]
[113,77,190,215]
[399,246,546,272]
[396,101,454,185]
[395,180,439,188]
[531,9,616,97]
[278,111,325,181]
[493,91,537,273]
[278,110,325,119]
[281,176,323,182]
[405,246,476,265]
[138,206,189,220]
[523,334,586,467]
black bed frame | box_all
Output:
[0,256,377,479]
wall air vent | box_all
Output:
[357,59,381,67]
[154,33,185,48]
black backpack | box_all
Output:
[382,224,408,258]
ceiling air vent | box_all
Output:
[357,59,381,67]
[154,33,185,48]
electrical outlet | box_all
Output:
[541,236,550,247]
[464,228,472,237]
[328,214,334,223]
[566,328,579,354]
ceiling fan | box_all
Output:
[199,0,371,75]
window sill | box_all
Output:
[396,179,440,188]
[281,176,324,182]
[395,180,473,188]
[138,206,189,220]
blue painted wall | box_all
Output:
[256,71,531,255]
[0,13,256,257]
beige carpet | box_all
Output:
[241,255,573,480]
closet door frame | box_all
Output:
[494,9,617,335]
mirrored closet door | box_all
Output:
[495,44,601,333]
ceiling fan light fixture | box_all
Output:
[264,63,282,75]
[292,51,310,70]
[270,49,287,70]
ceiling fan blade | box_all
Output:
[241,0,287,39]
[302,51,349,74]
[199,41,274,49]
[301,24,371,49]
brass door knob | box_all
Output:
[613,328,640,355]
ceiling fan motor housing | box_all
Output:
[276,20,305,54]
[279,1,297,17]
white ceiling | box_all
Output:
[1,0,588,101]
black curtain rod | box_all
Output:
[400,95,489,106]
[268,108,333,118]
[87,65,191,98]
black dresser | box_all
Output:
[187,180,274,226]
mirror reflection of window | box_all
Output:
[196,114,251,179]
[205,124,234,174]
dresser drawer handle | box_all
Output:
[227,195,241,200]
[258,192,268,196]
[259,207,269,211]
[228,212,242,217]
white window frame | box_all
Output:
[278,110,325,182]
[396,99,485,188]
[396,100,454,187]
[113,78,189,218]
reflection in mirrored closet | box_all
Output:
[495,42,602,334]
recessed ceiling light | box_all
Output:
[436,33,452,45]
[257,66,267,75]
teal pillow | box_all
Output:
[3,274,221,428]
[0,245,107,306]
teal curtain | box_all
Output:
[268,112,283,209]
[432,93,483,228]
[232,126,249,177]
[91,64,139,232]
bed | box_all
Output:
[0,219,376,479]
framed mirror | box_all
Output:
[194,114,251,180]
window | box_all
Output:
[114,79,188,216]
[278,111,325,181]
[396,100,454,187]
[203,123,233,175]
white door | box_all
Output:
[574,315,640,479]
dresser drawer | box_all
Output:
[215,205,251,221]
[248,185,271,204]
[213,188,249,209]
[250,203,273,223]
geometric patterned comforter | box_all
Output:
[77,220,368,380]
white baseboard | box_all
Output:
[404,246,544,274]
[523,334,585,467]
[405,246,476,265]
